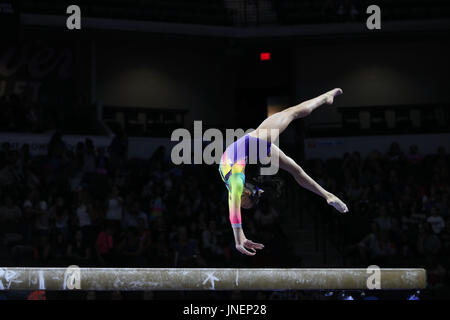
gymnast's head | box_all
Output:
[241,182,264,209]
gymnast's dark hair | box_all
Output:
[245,175,284,207]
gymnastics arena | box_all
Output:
[0,0,449,315]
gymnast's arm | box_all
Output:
[227,174,256,256]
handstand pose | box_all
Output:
[219,88,349,256]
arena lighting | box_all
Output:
[260,52,271,61]
[0,268,426,291]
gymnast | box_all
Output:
[219,88,349,256]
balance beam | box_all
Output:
[0,267,426,291]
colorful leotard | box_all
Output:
[219,134,271,228]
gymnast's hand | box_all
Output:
[233,228,264,256]
[326,193,349,213]
[236,240,265,256]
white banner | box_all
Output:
[305,133,450,159]
[4,132,448,161]
[0,133,175,159]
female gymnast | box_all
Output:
[219,88,349,256]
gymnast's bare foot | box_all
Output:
[326,193,349,213]
[324,88,343,105]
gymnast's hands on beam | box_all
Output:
[233,227,264,256]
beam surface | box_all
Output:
[0,267,426,291]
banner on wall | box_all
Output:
[0,133,175,159]
[0,42,75,103]
[0,133,111,156]
[304,133,450,159]
[3,132,449,162]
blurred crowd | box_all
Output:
[305,142,450,295]
[0,132,292,272]
[1,133,448,299]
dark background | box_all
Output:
[0,0,449,300]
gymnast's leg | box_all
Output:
[249,88,343,143]
[270,143,348,213]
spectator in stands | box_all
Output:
[75,191,93,240]
[0,142,11,168]
[149,186,164,221]
[372,231,396,262]
[397,232,413,261]
[118,226,146,266]
[427,207,446,235]
[440,219,450,255]
[52,198,70,239]
[0,195,22,228]
[95,223,116,265]
[417,223,441,260]
[122,200,146,229]
[344,177,363,202]
[67,229,92,265]
[254,205,279,229]
[439,194,449,218]
[21,196,36,244]
[47,131,67,166]
[0,96,14,130]
[0,194,23,255]
[407,145,423,165]
[173,226,200,267]
[105,185,123,229]
[19,144,32,167]
[386,142,404,163]
[374,205,392,232]
[150,145,167,171]
[136,217,151,253]
[186,219,199,240]
[33,234,51,263]
[35,199,50,236]
[83,138,97,175]
[427,261,447,290]
[108,129,128,172]
[95,147,109,175]
[0,151,23,189]
[152,233,171,266]
[357,222,380,263]
[201,220,224,262]
[52,232,68,264]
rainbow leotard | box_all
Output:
[219,134,271,228]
